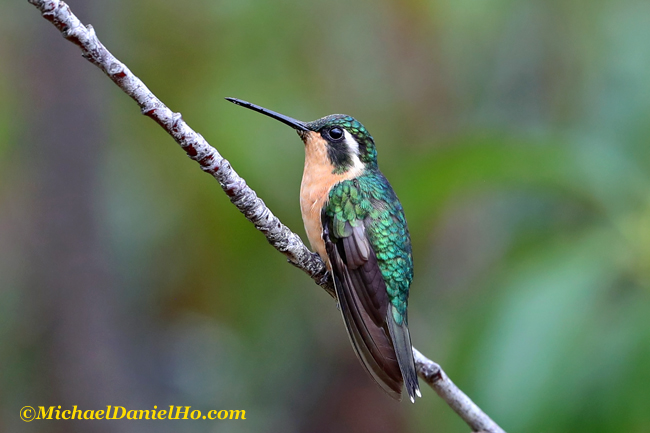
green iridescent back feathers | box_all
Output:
[324,174,413,325]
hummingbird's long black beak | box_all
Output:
[225,98,309,131]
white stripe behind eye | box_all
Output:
[343,129,365,173]
[343,130,360,155]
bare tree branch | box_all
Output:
[26,1,506,432]
[414,349,505,433]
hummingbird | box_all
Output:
[226,98,421,402]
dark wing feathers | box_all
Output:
[341,224,370,268]
[331,262,403,399]
[324,215,408,400]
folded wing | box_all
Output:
[323,215,406,399]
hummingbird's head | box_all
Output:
[226,98,378,175]
[303,114,378,174]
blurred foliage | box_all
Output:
[1,0,650,432]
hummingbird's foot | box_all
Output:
[286,252,336,298]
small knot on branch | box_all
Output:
[77,24,96,43]
[108,62,125,78]
[171,112,183,133]
[141,104,156,116]
[413,348,443,384]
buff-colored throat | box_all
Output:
[299,131,363,263]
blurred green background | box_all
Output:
[2,0,650,432]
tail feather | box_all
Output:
[387,309,420,402]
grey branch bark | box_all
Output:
[27,1,505,432]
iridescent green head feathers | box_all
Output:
[226,98,378,173]
[306,114,378,172]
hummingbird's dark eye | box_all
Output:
[328,127,344,141]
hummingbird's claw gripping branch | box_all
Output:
[26,1,505,432]
[287,254,336,298]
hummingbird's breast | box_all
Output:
[299,131,363,264]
